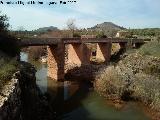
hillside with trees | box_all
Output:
[35,26,59,33]
[88,22,126,37]
[127,28,160,38]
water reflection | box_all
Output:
[20,52,28,62]
[20,52,151,120]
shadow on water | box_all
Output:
[46,78,96,120]
[46,79,151,120]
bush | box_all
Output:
[96,31,107,38]
[73,33,81,37]
[95,44,160,115]
[0,58,18,90]
[132,73,160,110]
[139,40,160,57]
[0,11,9,32]
[0,33,20,57]
[95,66,134,100]
[0,12,20,57]
[0,12,19,90]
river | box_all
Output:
[20,52,151,120]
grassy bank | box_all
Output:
[0,35,20,90]
[95,38,160,119]
[0,12,20,91]
[0,51,19,90]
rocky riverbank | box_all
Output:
[0,61,56,120]
[0,61,37,120]
[95,40,160,120]
[0,73,21,120]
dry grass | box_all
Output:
[139,38,160,57]
[0,53,18,90]
[95,66,132,100]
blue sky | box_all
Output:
[0,0,160,30]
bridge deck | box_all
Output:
[19,37,150,46]
[19,38,60,46]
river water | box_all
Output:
[20,52,151,120]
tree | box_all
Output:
[0,11,9,32]
[17,26,25,31]
[0,11,20,57]
[96,31,107,38]
[66,19,77,37]
[16,26,26,37]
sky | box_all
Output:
[0,0,160,30]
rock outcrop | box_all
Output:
[0,62,37,120]
[0,77,21,120]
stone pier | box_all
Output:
[47,43,65,81]
[47,42,112,81]
[67,44,83,65]
[135,43,144,48]
[66,43,91,65]
[119,42,127,52]
[96,43,112,63]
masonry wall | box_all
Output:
[0,62,37,120]
[0,77,21,120]
[66,43,92,65]
[96,43,112,63]
[67,44,83,65]
[47,44,65,81]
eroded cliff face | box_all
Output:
[0,62,37,120]
[0,77,21,120]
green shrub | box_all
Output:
[0,58,18,89]
[0,11,9,32]
[96,31,107,38]
[0,33,20,57]
[73,33,81,37]
[0,12,20,57]
[139,41,160,57]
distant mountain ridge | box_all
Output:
[35,26,59,33]
[90,22,125,30]
[88,22,126,37]
[34,22,125,37]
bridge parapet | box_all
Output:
[19,38,61,46]
[19,37,150,46]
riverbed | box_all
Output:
[20,52,151,120]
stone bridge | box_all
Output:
[19,37,150,81]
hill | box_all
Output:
[88,22,126,37]
[35,26,59,33]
